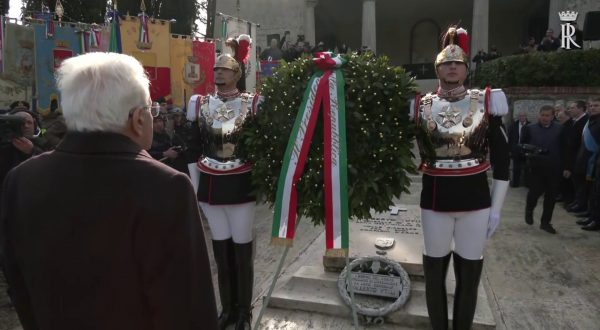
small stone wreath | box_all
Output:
[337,255,411,317]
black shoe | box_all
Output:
[555,194,564,202]
[235,311,252,330]
[568,206,587,213]
[582,221,600,231]
[575,211,591,218]
[525,212,533,225]
[540,224,557,234]
[576,218,593,226]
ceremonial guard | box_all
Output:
[413,27,510,329]
[187,34,259,330]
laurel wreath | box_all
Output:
[236,52,417,225]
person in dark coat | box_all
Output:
[576,98,600,230]
[0,106,46,190]
[564,101,590,213]
[521,105,567,234]
[508,111,530,187]
[0,52,218,330]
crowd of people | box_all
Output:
[509,99,600,233]
[259,31,356,63]
[518,25,584,54]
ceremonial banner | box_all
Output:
[121,15,171,102]
[272,53,349,256]
[169,35,196,109]
[0,77,31,109]
[192,40,215,96]
[216,13,258,92]
[33,24,81,114]
[79,26,110,53]
[2,23,35,86]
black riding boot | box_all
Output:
[452,253,484,330]
[212,239,237,330]
[234,241,254,330]
[423,253,452,330]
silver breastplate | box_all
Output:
[199,94,253,162]
[417,89,489,173]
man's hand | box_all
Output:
[163,148,179,159]
[12,137,34,155]
[563,170,571,178]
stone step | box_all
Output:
[268,266,495,329]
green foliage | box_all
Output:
[237,53,418,225]
[20,0,202,34]
[118,0,201,35]
[23,0,108,23]
[1,0,9,15]
[474,49,600,87]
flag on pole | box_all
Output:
[108,9,122,53]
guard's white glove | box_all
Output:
[187,162,200,194]
[487,179,509,239]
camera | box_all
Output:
[518,144,548,156]
[0,115,24,145]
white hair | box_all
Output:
[56,52,150,132]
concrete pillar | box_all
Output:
[470,0,489,58]
[304,0,317,47]
[361,0,376,53]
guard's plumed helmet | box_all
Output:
[435,26,470,67]
[214,34,252,83]
[214,54,240,72]
[214,54,242,82]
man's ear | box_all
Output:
[128,108,146,137]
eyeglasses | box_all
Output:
[143,102,162,117]
[130,102,161,118]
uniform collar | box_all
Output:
[437,85,467,101]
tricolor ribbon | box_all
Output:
[272,52,349,257]
[79,31,88,53]
[138,12,150,44]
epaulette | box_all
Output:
[421,93,435,104]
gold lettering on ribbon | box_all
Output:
[329,74,340,167]
[291,77,321,162]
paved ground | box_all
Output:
[1,174,599,329]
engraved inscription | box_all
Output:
[350,272,402,298]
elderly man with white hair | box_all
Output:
[0,52,218,330]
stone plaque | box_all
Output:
[350,272,402,298]
[323,205,425,275]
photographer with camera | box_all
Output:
[521,105,567,234]
[0,102,46,189]
[148,113,188,174]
